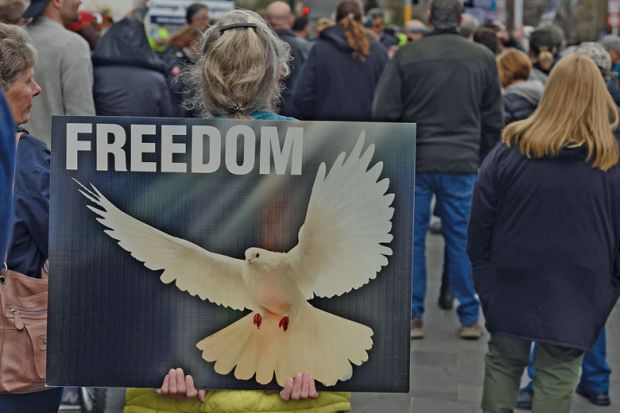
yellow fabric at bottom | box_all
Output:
[123,388,351,413]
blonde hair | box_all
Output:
[0,22,36,90]
[497,48,532,88]
[186,9,290,118]
[503,54,619,171]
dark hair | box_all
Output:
[186,3,208,25]
[430,0,462,31]
[474,27,499,54]
[335,0,369,63]
[529,29,555,72]
[292,16,308,32]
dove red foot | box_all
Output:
[78,133,393,387]
[253,313,262,329]
[278,316,289,331]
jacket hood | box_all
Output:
[505,80,544,106]
[92,17,166,74]
[319,24,353,52]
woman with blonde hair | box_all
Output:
[123,10,351,413]
[291,0,388,121]
[468,54,620,413]
[497,48,544,124]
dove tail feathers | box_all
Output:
[196,303,373,387]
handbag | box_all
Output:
[0,264,48,393]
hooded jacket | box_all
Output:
[502,80,544,125]
[275,28,312,118]
[92,17,174,117]
[292,24,388,121]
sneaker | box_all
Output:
[410,317,424,339]
[516,387,533,410]
[459,322,483,339]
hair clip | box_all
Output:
[219,22,258,34]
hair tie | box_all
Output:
[219,22,257,33]
[229,103,246,114]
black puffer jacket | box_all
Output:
[92,17,174,117]
[502,80,544,125]
[292,24,388,121]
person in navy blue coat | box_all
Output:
[0,89,15,263]
[468,54,620,413]
[291,0,388,121]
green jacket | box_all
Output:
[124,388,351,413]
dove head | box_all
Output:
[245,247,280,267]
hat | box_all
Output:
[23,0,50,19]
[601,35,620,53]
[66,11,97,32]
[575,42,612,77]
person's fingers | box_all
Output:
[279,378,294,401]
[291,372,303,400]
[175,368,186,395]
[159,371,171,396]
[197,389,206,403]
[308,377,319,398]
[185,375,197,398]
[168,369,178,395]
[300,372,310,399]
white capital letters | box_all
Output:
[191,126,221,173]
[161,125,187,173]
[225,125,255,175]
[259,127,303,175]
[130,125,157,172]
[66,123,93,170]
[96,124,127,171]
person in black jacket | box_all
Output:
[497,48,544,125]
[373,0,503,340]
[292,0,388,121]
[266,1,312,117]
[468,54,620,413]
[92,15,174,117]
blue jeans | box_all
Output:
[412,172,479,325]
[526,327,610,394]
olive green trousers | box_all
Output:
[482,334,584,413]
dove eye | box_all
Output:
[255,253,260,258]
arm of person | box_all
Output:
[467,145,502,267]
[157,368,319,402]
[61,38,96,116]
[372,51,404,121]
[479,57,504,162]
[291,45,319,120]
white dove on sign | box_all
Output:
[77,133,394,387]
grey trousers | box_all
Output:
[482,334,584,413]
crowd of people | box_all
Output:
[0,0,619,412]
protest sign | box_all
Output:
[48,116,415,392]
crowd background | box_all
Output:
[1,0,620,412]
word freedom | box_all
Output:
[65,123,304,175]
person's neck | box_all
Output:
[41,9,64,25]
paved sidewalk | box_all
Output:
[351,233,620,413]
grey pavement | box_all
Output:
[84,233,620,413]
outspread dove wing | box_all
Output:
[286,133,394,299]
[76,181,251,311]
